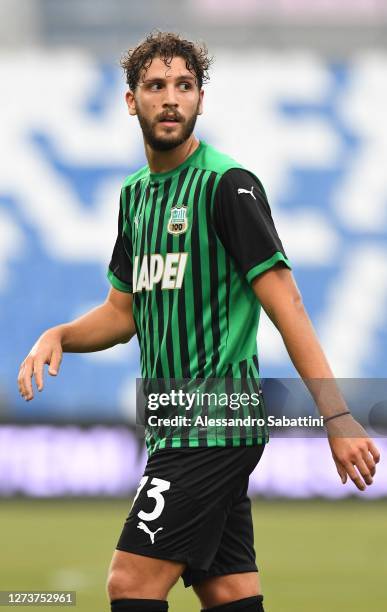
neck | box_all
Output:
[145,134,200,174]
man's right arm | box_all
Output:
[18,287,135,401]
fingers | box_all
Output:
[367,440,381,465]
[33,359,45,392]
[48,348,62,376]
[341,449,374,490]
[361,447,377,477]
[18,346,62,400]
[335,461,347,485]
[343,461,368,491]
[331,436,380,491]
[18,357,34,401]
[354,457,373,486]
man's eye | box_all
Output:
[149,83,162,91]
[179,82,191,91]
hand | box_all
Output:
[17,329,63,401]
[326,416,381,491]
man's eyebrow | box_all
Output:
[142,74,196,83]
[176,74,196,81]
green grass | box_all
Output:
[0,498,386,611]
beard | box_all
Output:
[137,104,200,152]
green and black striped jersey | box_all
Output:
[108,140,291,455]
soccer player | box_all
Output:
[18,32,380,612]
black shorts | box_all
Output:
[116,444,265,587]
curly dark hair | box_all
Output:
[120,31,212,91]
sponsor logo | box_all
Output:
[237,186,256,200]
[133,253,188,292]
[167,205,188,235]
[137,521,163,544]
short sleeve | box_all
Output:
[213,168,291,283]
[107,193,133,293]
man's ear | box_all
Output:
[125,90,137,116]
[197,89,204,116]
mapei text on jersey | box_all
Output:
[133,253,188,292]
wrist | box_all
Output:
[325,414,366,438]
[323,410,351,425]
[43,325,66,347]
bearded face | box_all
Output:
[127,56,204,152]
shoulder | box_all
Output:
[214,168,269,208]
[194,142,243,176]
[197,143,266,194]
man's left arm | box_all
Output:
[252,265,381,491]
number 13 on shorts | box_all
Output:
[130,476,171,522]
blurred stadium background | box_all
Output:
[0,1,386,611]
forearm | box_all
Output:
[53,300,136,353]
[268,297,348,418]
[252,260,380,490]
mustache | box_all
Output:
[155,110,184,123]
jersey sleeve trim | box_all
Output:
[107,268,132,293]
[246,251,292,283]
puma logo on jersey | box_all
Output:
[237,186,256,200]
[137,521,163,544]
[133,253,188,292]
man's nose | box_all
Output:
[162,83,178,107]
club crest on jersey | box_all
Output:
[167,205,188,235]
